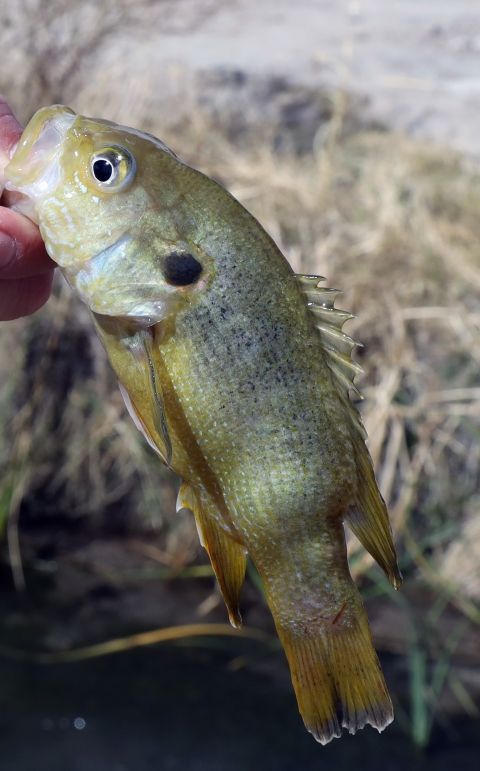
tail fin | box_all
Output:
[275,606,393,744]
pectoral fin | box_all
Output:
[177,482,247,628]
[91,313,172,466]
[138,327,172,466]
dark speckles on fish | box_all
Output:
[4,105,402,745]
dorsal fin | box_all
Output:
[295,274,402,590]
[295,274,363,400]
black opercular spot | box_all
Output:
[93,159,113,182]
[164,252,203,286]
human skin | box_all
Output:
[0,96,54,320]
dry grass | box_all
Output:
[2,104,480,594]
[2,2,480,742]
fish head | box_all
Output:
[5,105,212,324]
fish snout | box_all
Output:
[3,105,77,221]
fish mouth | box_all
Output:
[3,105,77,223]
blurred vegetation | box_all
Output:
[2,0,480,752]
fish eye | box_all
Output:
[93,158,114,182]
[163,252,203,286]
[90,146,136,190]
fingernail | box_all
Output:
[0,232,17,269]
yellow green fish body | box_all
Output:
[5,106,401,744]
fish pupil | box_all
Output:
[93,159,114,182]
[164,252,203,286]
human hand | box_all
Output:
[0,96,55,320]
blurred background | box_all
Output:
[1,1,480,769]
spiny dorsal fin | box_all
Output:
[295,275,402,590]
[295,274,363,400]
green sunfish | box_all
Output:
[4,105,401,744]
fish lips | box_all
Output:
[3,105,77,223]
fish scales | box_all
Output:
[162,224,355,522]
[5,106,402,745]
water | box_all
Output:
[1,643,480,771]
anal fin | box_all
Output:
[177,482,247,628]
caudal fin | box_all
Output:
[275,606,393,744]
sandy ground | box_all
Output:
[101,0,480,155]
[3,1,480,154]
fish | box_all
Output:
[4,105,402,744]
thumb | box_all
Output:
[0,96,23,176]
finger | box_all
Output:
[0,207,55,278]
[0,95,23,171]
[0,271,54,321]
